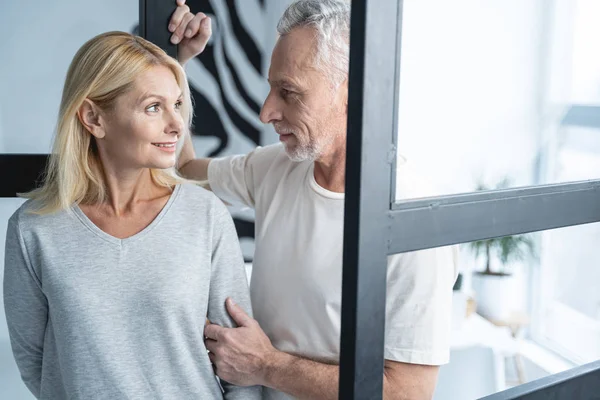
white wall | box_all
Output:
[0,0,139,154]
[0,109,5,153]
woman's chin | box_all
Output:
[145,162,175,171]
[149,156,177,170]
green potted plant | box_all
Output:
[468,178,537,319]
[469,234,536,277]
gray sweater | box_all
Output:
[3,184,261,399]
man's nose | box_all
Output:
[259,92,283,124]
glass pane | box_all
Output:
[445,221,600,398]
[394,0,600,201]
[568,0,600,104]
[536,222,600,364]
[543,126,600,184]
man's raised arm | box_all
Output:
[177,133,212,185]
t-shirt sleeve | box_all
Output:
[384,245,458,365]
[3,212,48,398]
[206,197,262,399]
[207,144,282,209]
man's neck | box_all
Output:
[313,146,346,193]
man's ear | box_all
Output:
[77,99,106,139]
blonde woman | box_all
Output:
[3,17,260,400]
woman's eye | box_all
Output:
[146,104,159,112]
[175,101,183,110]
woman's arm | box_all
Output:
[3,213,49,398]
[206,198,262,399]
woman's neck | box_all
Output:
[101,166,166,217]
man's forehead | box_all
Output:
[267,73,303,87]
[268,55,319,88]
[270,29,318,71]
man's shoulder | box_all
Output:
[225,142,311,184]
[251,142,286,157]
[246,143,289,168]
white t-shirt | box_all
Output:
[208,144,457,399]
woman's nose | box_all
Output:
[165,110,184,135]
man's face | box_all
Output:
[260,27,348,162]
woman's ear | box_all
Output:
[78,99,106,139]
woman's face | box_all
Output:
[96,65,185,171]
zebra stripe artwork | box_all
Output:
[186,0,265,156]
[162,0,292,261]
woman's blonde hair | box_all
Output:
[22,31,193,214]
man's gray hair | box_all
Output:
[277,0,350,86]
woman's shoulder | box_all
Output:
[7,199,71,236]
[175,183,229,216]
[170,184,235,236]
[176,182,217,202]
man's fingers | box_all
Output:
[204,323,224,340]
[189,16,211,47]
[169,3,190,33]
[172,12,194,44]
[176,0,186,6]
[205,338,218,353]
[226,297,254,327]
[207,351,218,374]
[182,13,203,39]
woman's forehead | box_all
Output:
[130,66,181,100]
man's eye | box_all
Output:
[147,104,160,112]
[281,89,292,97]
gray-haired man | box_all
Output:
[179,1,456,399]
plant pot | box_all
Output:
[471,272,517,320]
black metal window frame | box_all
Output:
[341,0,600,399]
[3,0,600,399]
[139,0,178,59]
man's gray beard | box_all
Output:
[284,141,319,162]
[283,131,337,162]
